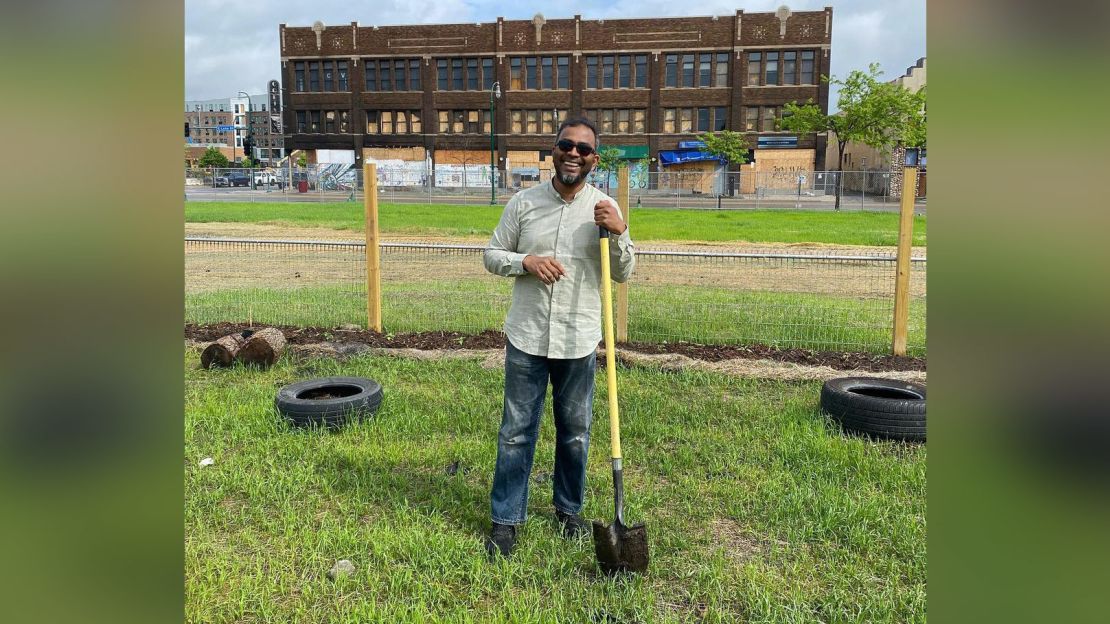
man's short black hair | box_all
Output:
[556,116,599,147]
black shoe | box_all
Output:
[485,522,517,559]
[555,510,591,539]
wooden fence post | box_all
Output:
[892,166,917,355]
[365,163,382,332]
[616,166,631,342]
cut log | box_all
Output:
[236,327,287,369]
[200,332,251,369]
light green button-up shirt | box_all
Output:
[484,181,636,359]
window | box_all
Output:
[452,59,463,90]
[681,54,694,87]
[541,57,553,89]
[482,110,491,134]
[526,57,537,89]
[467,110,479,133]
[511,110,522,133]
[783,51,796,85]
[483,58,494,90]
[309,63,320,91]
[665,54,677,87]
[438,60,448,90]
[663,108,675,132]
[381,111,393,134]
[619,56,631,88]
[411,111,421,133]
[324,62,334,91]
[467,58,479,90]
[541,109,554,134]
[410,60,422,90]
[697,107,710,132]
[635,55,648,88]
[587,57,598,89]
[511,58,523,90]
[557,56,569,89]
[761,106,776,132]
[699,54,712,87]
[380,60,392,91]
[633,109,646,133]
[297,110,307,133]
[747,52,761,86]
[438,110,449,133]
[295,62,306,91]
[602,56,615,89]
[525,110,538,134]
[310,110,321,132]
[714,107,727,131]
[325,111,337,133]
[394,62,406,91]
[765,52,779,85]
[600,109,613,134]
[395,111,407,134]
[715,53,728,87]
[452,110,464,133]
[679,108,693,132]
[617,109,630,134]
[800,51,815,84]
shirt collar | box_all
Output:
[548,179,588,203]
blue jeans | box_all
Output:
[490,341,596,525]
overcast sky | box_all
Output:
[185,0,925,109]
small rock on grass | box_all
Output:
[199,457,215,467]
[327,559,356,580]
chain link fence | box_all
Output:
[185,237,925,355]
[186,166,922,211]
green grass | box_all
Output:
[185,349,926,623]
[185,202,927,247]
[185,280,926,356]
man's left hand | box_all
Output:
[594,200,626,235]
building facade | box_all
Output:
[278,7,832,181]
[185,93,286,165]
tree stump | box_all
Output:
[200,331,252,369]
[236,327,286,369]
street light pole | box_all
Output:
[489,81,501,205]
[238,91,251,167]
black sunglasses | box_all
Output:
[555,139,595,157]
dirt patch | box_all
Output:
[185,323,925,375]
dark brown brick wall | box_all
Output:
[280,8,832,165]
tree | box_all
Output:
[197,146,229,169]
[595,146,623,193]
[697,130,751,167]
[240,156,255,169]
[780,63,926,210]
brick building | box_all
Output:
[185,93,286,165]
[278,7,832,183]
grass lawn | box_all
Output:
[185,202,927,247]
[185,349,926,623]
[185,281,926,356]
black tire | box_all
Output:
[275,376,383,428]
[820,377,925,442]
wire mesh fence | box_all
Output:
[185,166,922,211]
[185,237,926,355]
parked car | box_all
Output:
[213,174,230,187]
[253,171,282,187]
[227,172,251,187]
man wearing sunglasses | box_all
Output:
[482,117,636,558]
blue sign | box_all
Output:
[217,125,234,132]
[757,136,798,148]
[677,141,706,149]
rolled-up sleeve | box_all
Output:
[484,195,528,276]
[608,206,636,283]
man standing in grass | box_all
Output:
[482,118,636,558]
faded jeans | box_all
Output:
[490,340,596,525]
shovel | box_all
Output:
[592,225,650,575]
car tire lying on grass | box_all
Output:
[275,377,383,428]
[820,377,926,442]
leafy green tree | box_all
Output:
[595,146,623,193]
[780,63,926,209]
[240,157,255,169]
[296,151,308,168]
[197,147,229,169]
[697,130,751,168]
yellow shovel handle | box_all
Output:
[599,234,621,461]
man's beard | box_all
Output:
[558,171,585,186]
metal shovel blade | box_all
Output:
[592,519,649,575]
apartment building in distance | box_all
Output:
[278,7,832,185]
[185,91,286,165]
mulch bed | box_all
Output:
[186,323,925,373]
